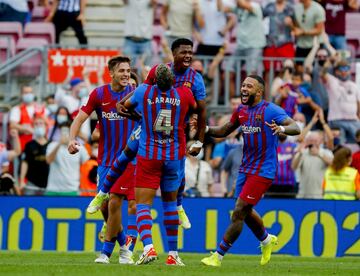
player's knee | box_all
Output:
[128,200,136,215]
[231,206,251,222]
[108,194,122,213]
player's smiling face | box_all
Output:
[173,45,193,71]
[240,77,261,106]
[111,62,131,87]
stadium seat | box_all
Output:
[0,37,15,63]
[24,22,55,44]
[15,37,48,76]
[32,6,48,22]
[0,22,23,43]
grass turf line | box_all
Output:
[0,252,359,276]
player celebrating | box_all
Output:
[68,56,136,264]
[201,75,300,267]
[124,64,197,265]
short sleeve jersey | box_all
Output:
[129,84,196,160]
[230,100,290,179]
[81,84,135,166]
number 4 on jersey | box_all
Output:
[153,109,173,135]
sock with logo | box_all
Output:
[162,201,179,251]
[136,204,153,247]
[127,214,137,251]
[101,152,132,193]
[216,237,232,256]
[117,228,126,247]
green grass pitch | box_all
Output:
[0,251,359,275]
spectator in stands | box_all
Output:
[122,0,155,65]
[195,0,236,56]
[321,59,360,143]
[293,0,326,72]
[270,59,295,99]
[220,0,266,75]
[161,0,204,45]
[20,116,49,195]
[318,0,358,50]
[268,134,298,198]
[48,106,72,142]
[263,0,296,73]
[45,94,58,127]
[79,140,98,196]
[351,129,360,172]
[45,0,88,45]
[45,123,89,195]
[230,95,242,111]
[220,134,244,197]
[0,0,29,26]
[323,146,360,200]
[304,36,336,115]
[10,85,47,151]
[185,141,214,197]
[292,131,333,199]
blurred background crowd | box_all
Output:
[0,0,360,200]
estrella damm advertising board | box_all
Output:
[0,197,359,257]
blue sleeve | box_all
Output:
[299,86,310,98]
[192,72,206,101]
[267,103,290,125]
[212,142,226,159]
[130,84,147,111]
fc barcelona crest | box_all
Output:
[183,82,192,88]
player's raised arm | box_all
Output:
[265,118,300,136]
[207,120,239,138]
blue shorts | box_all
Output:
[136,156,182,192]
[97,165,111,192]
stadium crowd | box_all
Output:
[0,0,360,201]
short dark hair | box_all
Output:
[171,38,193,52]
[130,71,139,86]
[356,129,360,139]
[247,75,265,92]
[292,71,303,80]
[156,64,174,91]
[107,55,131,71]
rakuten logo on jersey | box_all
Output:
[102,111,125,120]
[240,125,261,134]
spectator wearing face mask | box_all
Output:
[323,146,360,200]
[10,85,47,151]
[45,123,89,196]
[79,140,98,196]
[185,141,214,197]
[321,59,360,143]
[20,116,49,195]
[48,106,72,142]
[45,94,58,127]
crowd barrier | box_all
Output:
[0,196,359,257]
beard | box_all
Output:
[241,93,256,106]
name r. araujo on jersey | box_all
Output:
[147,97,181,106]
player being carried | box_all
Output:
[68,56,137,264]
[87,38,207,230]
[126,64,196,265]
[201,75,300,267]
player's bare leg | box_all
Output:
[135,187,158,265]
[98,201,109,242]
[125,199,137,262]
[162,190,185,266]
[201,198,252,267]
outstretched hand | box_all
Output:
[265,120,284,135]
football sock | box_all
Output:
[216,237,232,256]
[117,229,126,247]
[102,238,116,257]
[261,233,271,246]
[162,201,179,251]
[101,152,132,193]
[136,204,153,247]
[176,177,185,207]
[127,214,137,251]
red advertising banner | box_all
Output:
[47,49,120,84]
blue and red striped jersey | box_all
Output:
[129,84,196,160]
[81,84,135,166]
[273,141,297,186]
[230,100,290,179]
[144,63,206,101]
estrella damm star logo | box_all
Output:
[183,82,192,88]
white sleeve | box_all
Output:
[46,142,57,157]
[79,147,90,164]
[9,106,20,123]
